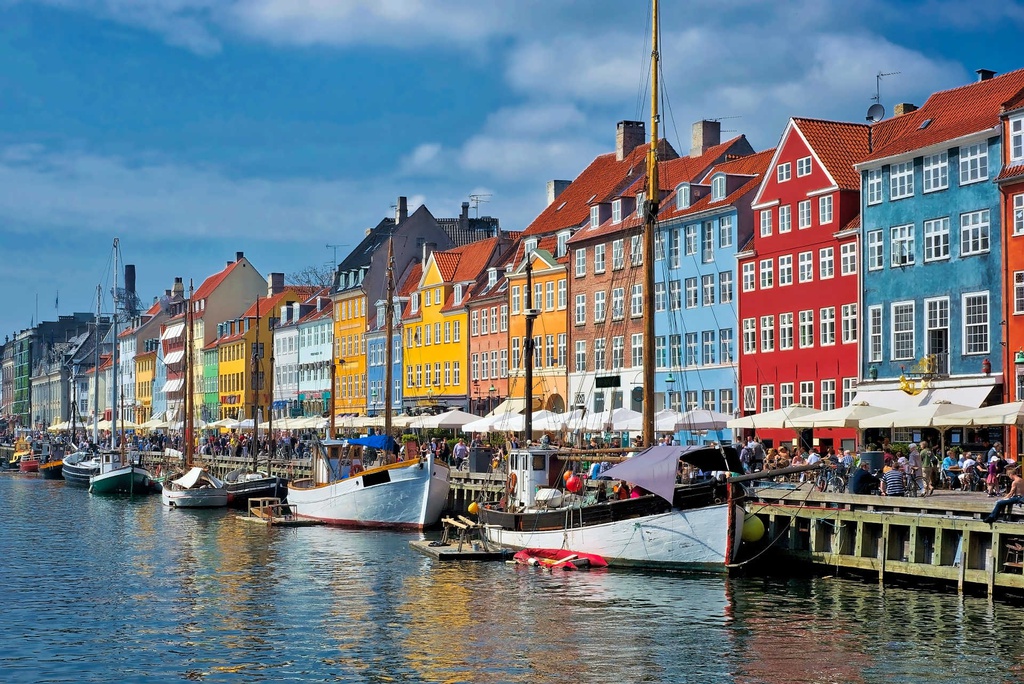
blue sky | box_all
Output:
[0,0,1021,337]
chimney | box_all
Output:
[235,251,244,262]
[977,68,996,82]
[893,103,918,116]
[396,196,408,224]
[460,201,470,232]
[616,120,645,161]
[172,277,184,298]
[422,241,436,266]
[124,265,136,300]
[546,180,570,206]
[691,120,721,158]
[267,272,285,296]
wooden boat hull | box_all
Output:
[288,455,450,529]
[89,466,154,495]
[39,460,64,479]
[161,488,229,508]
[224,476,288,509]
[19,458,40,473]
[63,460,100,487]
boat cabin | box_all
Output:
[507,447,569,507]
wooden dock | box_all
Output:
[744,484,1024,596]
[409,514,512,561]
[237,497,324,527]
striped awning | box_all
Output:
[160,323,184,341]
[161,378,184,394]
[164,350,184,365]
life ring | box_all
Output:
[506,472,518,496]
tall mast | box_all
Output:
[641,0,660,448]
[524,253,536,439]
[383,236,396,439]
[111,238,119,450]
[185,280,194,469]
[252,296,260,472]
[93,285,101,446]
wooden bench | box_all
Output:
[440,515,491,552]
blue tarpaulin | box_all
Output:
[342,435,397,452]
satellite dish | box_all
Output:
[866,103,885,123]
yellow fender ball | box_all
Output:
[741,514,765,543]
[467,501,479,515]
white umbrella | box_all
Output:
[787,402,894,429]
[858,400,975,429]
[582,407,640,431]
[432,409,481,430]
[676,409,733,432]
[726,405,818,430]
[461,415,495,433]
[932,401,1024,427]
[208,417,237,429]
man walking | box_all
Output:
[920,440,936,496]
[985,467,1024,524]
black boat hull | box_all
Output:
[39,461,64,480]
[224,476,288,509]
[63,463,100,488]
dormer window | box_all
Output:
[590,205,600,227]
[636,191,646,218]
[676,184,690,210]
[488,268,497,286]
[525,238,538,255]
[711,174,726,201]
[612,199,622,223]
[377,305,385,323]
[454,284,464,303]
[557,231,570,258]
[411,293,419,313]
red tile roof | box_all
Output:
[699,148,776,182]
[662,176,763,222]
[793,118,872,190]
[997,164,1024,182]
[241,286,319,319]
[861,68,1024,164]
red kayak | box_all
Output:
[513,548,608,570]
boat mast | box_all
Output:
[92,284,101,446]
[524,253,536,439]
[383,236,396,441]
[185,280,194,469]
[251,296,260,472]
[111,238,119,451]
[641,0,660,448]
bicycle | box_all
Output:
[815,463,847,494]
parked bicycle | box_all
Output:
[815,463,847,494]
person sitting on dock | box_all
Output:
[942,449,960,490]
[850,460,880,495]
[881,463,906,497]
[984,468,1024,524]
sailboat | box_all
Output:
[161,280,228,508]
[63,289,105,488]
[89,239,155,496]
[478,1,747,570]
[288,235,451,529]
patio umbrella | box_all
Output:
[787,402,894,429]
[858,400,975,429]
[676,409,733,432]
[932,401,1024,427]
[726,405,818,430]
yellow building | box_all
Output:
[402,239,501,411]
[135,349,156,423]
[333,287,366,415]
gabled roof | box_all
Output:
[860,68,1024,164]
[793,117,872,190]
[194,259,244,301]
[699,148,776,182]
[426,237,500,285]
[241,286,319,319]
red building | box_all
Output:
[738,118,868,453]
[999,89,1024,455]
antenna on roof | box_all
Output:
[468,194,492,218]
[866,71,899,123]
[708,115,742,121]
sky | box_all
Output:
[0,0,1021,338]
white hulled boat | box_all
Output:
[161,466,228,508]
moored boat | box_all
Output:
[39,459,64,480]
[161,466,228,508]
[223,469,288,509]
[62,450,101,487]
[18,453,39,473]
[513,548,608,570]
[89,451,154,495]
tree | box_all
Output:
[289,264,334,288]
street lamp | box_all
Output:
[473,379,480,415]
[370,387,379,416]
[665,373,676,412]
[488,383,497,413]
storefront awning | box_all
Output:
[164,350,184,365]
[486,397,526,418]
[161,378,184,394]
[160,323,184,341]
[852,385,994,412]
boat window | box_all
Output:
[532,453,547,471]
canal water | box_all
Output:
[3,473,1024,684]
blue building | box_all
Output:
[653,150,772,444]
[854,71,1024,413]
[365,261,419,417]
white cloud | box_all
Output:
[399,142,444,176]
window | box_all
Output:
[924,217,950,261]
[654,282,666,312]
[669,335,682,367]
[760,209,772,237]
[617,336,632,369]
[1016,272,1024,314]
[820,307,836,346]
[798,251,813,283]
[685,333,698,366]
[669,229,680,267]
[685,390,699,411]
[1015,194,1024,235]
[556,231,569,258]
[869,306,882,362]
[594,291,606,322]
[719,215,733,248]
[702,390,716,411]
[490,307,498,333]
[963,292,989,354]
[759,259,773,289]
[631,284,644,316]
[612,288,625,319]
[867,168,883,205]
[760,315,775,352]
[799,310,814,348]
[575,248,586,277]
[925,298,948,366]
[655,336,666,368]
[701,275,715,306]
[779,205,792,233]
[961,209,990,256]
[575,340,587,372]
[799,381,815,408]
[684,278,698,309]
[501,350,508,377]
[720,389,734,415]
[840,243,857,275]
[636,191,645,218]
[424,289,431,307]
[960,142,989,183]
[761,384,775,413]
[742,262,755,291]
[890,161,914,199]
[798,200,811,229]
[631,234,643,266]
[702,222,714,262]
[819,247,834,279]
[821,379,836,411]
[445,320,452,342]
[779,312,794,350]
[892,302,915,360]
[612,239,625,269]
[512,337,521,368]
[922,152,948,192]
[545,281,555,310]
[574,294,586,325]
[676,183,691,209]
[743,386,757,412]
[546,335,555,366]
[712,174,726,200]
[778,255,793,286]
[743,318,756,354]
[631,333,644,368]
[720,328,734,362]
[777,162,791,182]
[654,231,665,261]
[841,304,857,343]
[590,205,600,226]
[891,224,915,266]
[1012,117,1024,164]
[797,156,812,177]
[719,271,733,303]
[478,310,486,335]
[685,224,698,255]
[594,244,606,273]
[669,280,682,310]
[612,199,622,223]
[780,382,794,408]
[818,195,833,224]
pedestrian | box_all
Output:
[985,468,1024,524]
[453,438,469,469]
[920,440,936,496]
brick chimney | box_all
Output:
[546,180,570,206]
[235,251,244,262]
[691,120,721,158]
[267,272,284,296]
[396,196,408,224]
[616,120,645,161]
[893,103,918,116]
